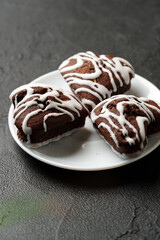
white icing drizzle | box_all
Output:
[81,98,96,109]
[75,87,103,102]
[136,116,149,149]
[11,83,83,144]
[91,95,160,151]
[66,77,110,98]
[59,51,135,109]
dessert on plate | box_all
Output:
[59,51,135,112]
[91,95,160,158]
[10,83,88,148]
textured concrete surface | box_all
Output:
[0,0,160,239]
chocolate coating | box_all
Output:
[10,83,88,147]
[59,51,135,112]
[91,95,160,156]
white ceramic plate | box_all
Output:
[8,71,160,171]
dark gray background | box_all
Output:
[0,0,160,239]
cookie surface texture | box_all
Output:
[91,95,160,157]
[59,51,135,111]
[10,83,88,147]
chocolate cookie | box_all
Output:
[91,95,160,157]
[10,83,88,147]
[59,51,135,112]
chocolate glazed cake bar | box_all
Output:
[59,51,135,112]
[10,83,88,148]
[91,95,160,158]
